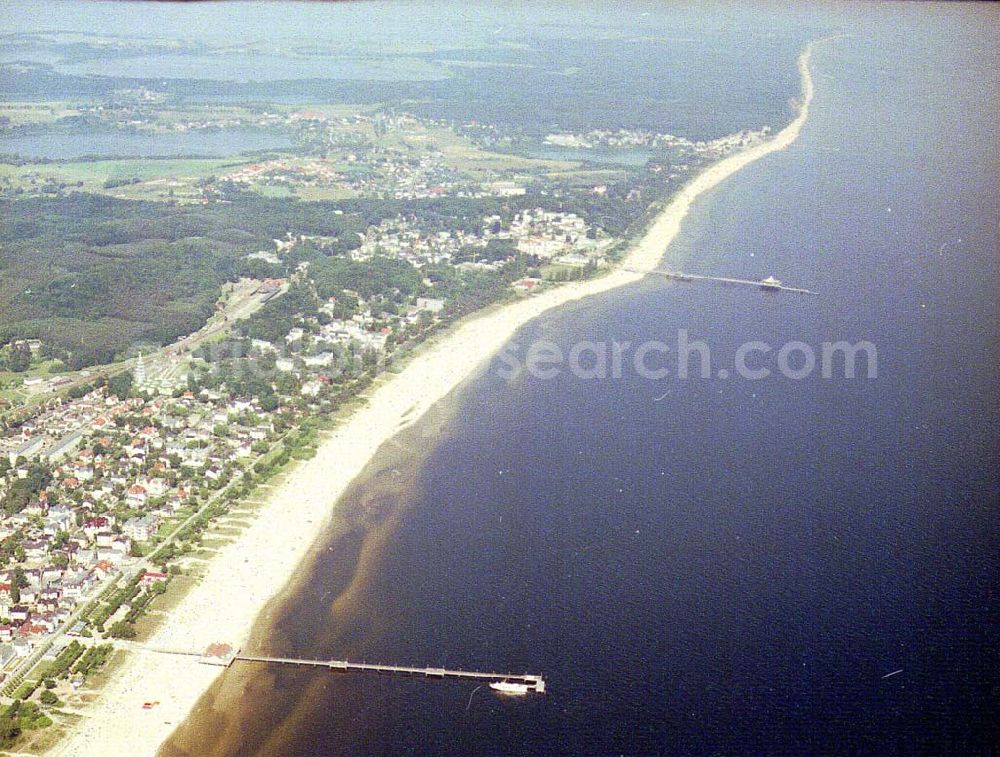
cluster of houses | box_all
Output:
[0,384,286,674]
[215,146,478,201]
[213,110,538,202]
[312,310,392,354]
[348,208,604,272]
[0,392,107,466]
[506,208,598,262]
[352,217,496,267]
[219,158,343,188]
[543,126,770,156]
[77,97,296,134]
[251,312,391,392]
[250,291,448,392]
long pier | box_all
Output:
[624,268,819,296]
[112,642,545,693]
[232,655,546,693]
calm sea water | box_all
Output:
[163,6,998,756]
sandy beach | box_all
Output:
[52,40,820,757]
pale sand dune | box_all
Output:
[53,40,822,757]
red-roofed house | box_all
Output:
[141,571,169,588]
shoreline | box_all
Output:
[52,40,821,757]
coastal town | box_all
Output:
[0,27,794,751]
[0,103,781,734]
[0,183,621,734]
[1,94,773,210]
[0,294,420,744]
[0,85,785,746]
[1,5,992,757]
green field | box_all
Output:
[379,123,578,175]
[0,101,87,126]
[0,156,248,186]
[0,357,70,401]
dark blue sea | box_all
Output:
[162,5,998,756]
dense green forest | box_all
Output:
[0,194,365,366]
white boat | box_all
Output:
[490,680,530,696]
[760,275,782,290]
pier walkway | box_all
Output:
[624,268,819,295]
[114,641,545,692]
[233,654,546,693]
